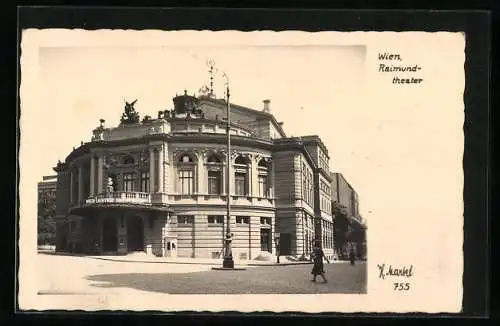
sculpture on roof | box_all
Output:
[120,99,140,124]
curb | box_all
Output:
[38,251,362,266]
[38,251,312,266]
[87,256,313,267]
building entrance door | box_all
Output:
[127,216,144,252]
[279,233,292,255]
[260,228,271,252]
[164,237,177,257]
[102,216,118,252]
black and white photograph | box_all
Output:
[20,28,465,313]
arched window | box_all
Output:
[234,155,250,196]
[207,154,221,163]
[206,154,222,195]
[177,154,196,195]
[123,155,135,165]
[121,155,136,192]
[140,171,149,193]
[257,158,270,198]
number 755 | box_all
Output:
[394,282,410,291]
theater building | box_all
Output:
[53,91,335,259]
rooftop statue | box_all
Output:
[120,99,140,124]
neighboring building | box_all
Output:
[331,172,366,259]
[273,136,334,259]
[38,175,57,202]
[37,175,57,245]
[52,91,334,259]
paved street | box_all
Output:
[37,253,366,295]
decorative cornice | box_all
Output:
[315,167,333,182]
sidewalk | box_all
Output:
[87,254,313,267]
[38,250,356,266]
[38,250,313,266]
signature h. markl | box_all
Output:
[377,264,414,280]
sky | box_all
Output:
[36,43,368,215]
[27,30,464,231]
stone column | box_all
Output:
[270,160,275,198]
[97,156,104,194]
[78,165,84,203]
[197,152,205,194]
[157,146,164,193]
[149,148,156,193]
[251,157,258,197]
[246,162,251,197]
[90,156,95,196]
[69,168,74,205]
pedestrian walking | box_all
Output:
[310,241,330,283]
[349,249,356,265]
[276,242,280,264]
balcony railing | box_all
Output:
[166,194,275,207]
[74,192,275,210]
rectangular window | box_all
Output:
[208,215,224,224]
[179,170,193,195]
[258,175,268,197]
[235,172,246,196]
[236,216,250,224]
[309,173,314,205]
[177,215,194,224]
[260,217,271,225]
[208,170,221,195]
[302,173,307,200]
[154,150,159,192]
[140,172,150,193]
[123,173,135,192]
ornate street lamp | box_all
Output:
[222,73,234,269]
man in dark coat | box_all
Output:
[349,249,356,265]
[311,241,330,283]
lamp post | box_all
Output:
[274,233,280,264]
[222,74,234,269]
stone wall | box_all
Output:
[55,171,70,217]
[171,209,275,259]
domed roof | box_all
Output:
[173,90,199,115]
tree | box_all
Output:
[37,191,57,245]
[332,201,350,259]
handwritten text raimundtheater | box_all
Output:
[377,52,424,85]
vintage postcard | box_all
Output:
[19,29,464,313]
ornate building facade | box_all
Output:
[53,92,335,260]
